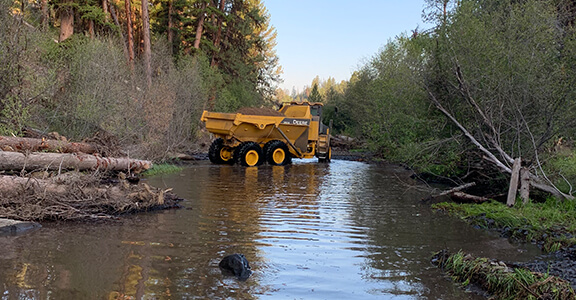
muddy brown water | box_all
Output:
[0,159,541,299]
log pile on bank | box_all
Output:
[0,135,181,221]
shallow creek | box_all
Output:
[0,159,541,299]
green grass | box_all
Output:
[545,151,576,194]
[143,164,183,176]
[433,199,576,251]
[434,250,575,300]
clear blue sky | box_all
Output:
[262,0,430,93]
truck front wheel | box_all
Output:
[235,142,264,167]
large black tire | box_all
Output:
[318,147,332,163]
[264,140,292,166]
[234,142,264,167]
[208,138,234,164]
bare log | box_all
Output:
[438,182,476,196]
[450,192,490,203]
[0,136,97,154]
[506,158,521,207]
[520,167,530,204]
[0,152,151,173]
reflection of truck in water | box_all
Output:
[200,101,331,167]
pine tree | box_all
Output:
[309,83,322,103]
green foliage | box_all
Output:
[308,83,322,103]
[542,149,576,194]
[433,199,576,251]
[428,0,576,162]
[337,34,458,171]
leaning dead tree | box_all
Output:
[426,64,574,202]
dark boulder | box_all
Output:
[219,253,252,281]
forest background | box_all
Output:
[2,0,576,196]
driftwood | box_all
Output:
[0,173,180,220]
[0,151,151,173]
[438,182,476,196]
[0,136,97,154]
[506,158,522,207]
[520,168,530,204]
[450,191,490,203]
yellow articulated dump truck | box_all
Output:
[200,101,331,167]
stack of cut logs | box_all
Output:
[0,135,181,221]
[0,136,151,173]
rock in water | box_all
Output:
[219,253,252,281]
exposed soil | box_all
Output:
[236,107,284,116]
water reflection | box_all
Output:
[0,160,540,299]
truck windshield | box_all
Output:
[310,106,321,117]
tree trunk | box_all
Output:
[108,3,129,62]
[0,152,151,173]
[59,0,74,42]
[211,0,227,67]
[520,167,530,204]
[167,0,173,53]
[0,136,97,154]
[41,0,49,30]
[142,0,152,87]
[506,158,521,207]
[102,0,109,22]
[125,0,135,68]
[88,20,95,39]
[193,2,207,49]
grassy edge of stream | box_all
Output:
[431,199,576,298]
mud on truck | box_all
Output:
[200,101,331,167]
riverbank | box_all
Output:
[433,199,576,291]
[432,249,576,299]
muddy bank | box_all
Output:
[514,247,576,289]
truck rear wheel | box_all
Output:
[234,142,264,167]
[208,138,234,164]
[318,147,332,163]
[264,140,292,166]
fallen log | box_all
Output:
[438,182,476,196]
[0,151,151,173]
[450,191,490,203]
[0,136,97,154]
